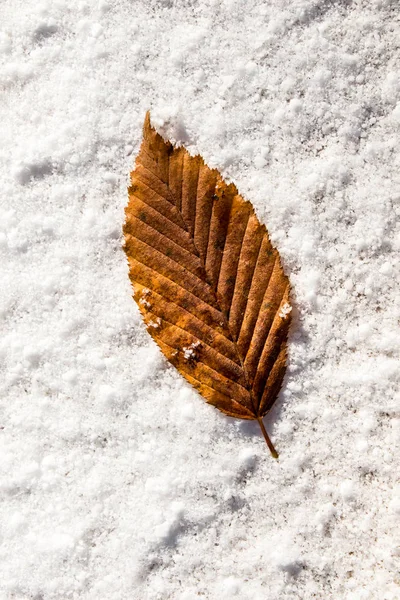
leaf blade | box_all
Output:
[123,112,292,456]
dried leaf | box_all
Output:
[123,112,292,458]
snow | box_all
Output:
[279,302,292,319]
[0,0,399,598]
[182,341,201,361]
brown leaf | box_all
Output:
[123,112,292,458]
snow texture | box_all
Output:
[1,0,399,598]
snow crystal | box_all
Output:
[139,297,151,309]
[279,302,292,319]
[147,318,161,330]
[182,341,201,361]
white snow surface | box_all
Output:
[1,0,400,598]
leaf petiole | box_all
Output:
[257,417,279,459]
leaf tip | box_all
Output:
[143,110,152,135]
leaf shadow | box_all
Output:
[235,408,280,445]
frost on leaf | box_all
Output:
[182,341,202,363]
[279,303,292,319]
[123,112,293,458]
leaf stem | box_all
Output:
[257,417,278,459]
